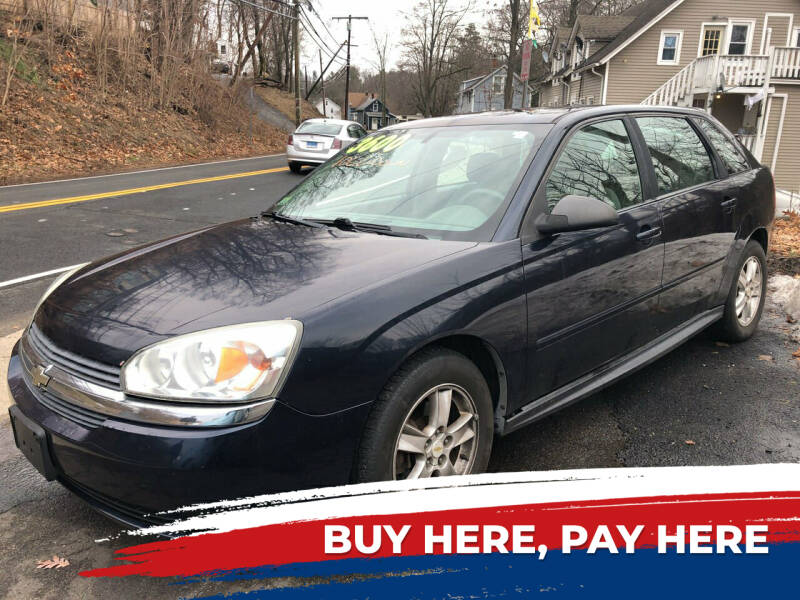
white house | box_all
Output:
[315,98,342,120]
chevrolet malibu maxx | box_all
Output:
[8,106,774,525]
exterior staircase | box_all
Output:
[641,48,800,160]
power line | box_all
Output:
[298,9,346,65]
[304,1,341,49]
[227,0,296,20]
[333,15,368,120]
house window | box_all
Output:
[700,26,723,56]
[493,74,505,94]
[727,23,750,55]
[219,44,227,55]
[587,96,595,105]
[793,27,800,47]
[658,31,682,65]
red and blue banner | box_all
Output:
[82,464,800,597]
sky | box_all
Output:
[302,0,490,76]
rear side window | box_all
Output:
[636,117,715,195]
[545,119,642,212]
[348,125,366,138]
[296,122,341,136]
[693,118,751,174]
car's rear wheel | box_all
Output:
[354,348,494,483]
[289,161,303,174]
[713,240,767,342]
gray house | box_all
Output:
[455,66,534,114]
[347,93,396,130]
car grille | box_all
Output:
[27,323,121,389]
[36,387,107,429]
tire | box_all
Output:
[713,240,767,343]
[289,161,303,174]
[354,348,494,483]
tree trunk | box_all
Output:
[504,0,521,109]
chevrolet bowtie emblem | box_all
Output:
[32,364,52,389]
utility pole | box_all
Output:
[293,0,301,126]
[304,40,345,100]
[319,50,327,118]
[333,15,368,121]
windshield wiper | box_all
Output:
[324,217,427,239]
[261,211,325,229]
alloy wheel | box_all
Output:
[392,384,478,480]
[735,256,763,327]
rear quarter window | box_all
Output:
[693,118,751,175]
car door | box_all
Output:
[520,117,665,405]
[633,115,729,326]
[691,117,757,307]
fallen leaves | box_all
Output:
[36,555,69,569]
[685,440,696,445]
[792,348,800,358]
[0,35,285,185]
[757,354,774,361]
[770,211,800,258]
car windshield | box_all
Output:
[274,124,549,241]
[295,122,343,136]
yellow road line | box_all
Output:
[0,166,289,214]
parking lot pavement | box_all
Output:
[0,162,798,597]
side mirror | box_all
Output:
[536,195,619,235]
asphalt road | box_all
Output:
[0,157,798,597]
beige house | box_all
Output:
[538,0,800,195]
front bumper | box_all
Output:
[286,145,335,164]
[7,342,370,523]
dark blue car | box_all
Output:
[8,106,774,525]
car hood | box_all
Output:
[36,218,475,365]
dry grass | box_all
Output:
[0,9,286,185]
[771,212,800,258]
[254,85,323,122]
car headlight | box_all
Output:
[33,263,89,320]
[121,321,302,402]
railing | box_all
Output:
[643,53,778,106]
[772,47,800,79]
[737,134,757,153]
[642,58,701,106]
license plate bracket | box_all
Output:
[9,405,56,480]
[307,141,318,148]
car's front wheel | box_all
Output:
[354,348,494,483]
[714,239,767,342]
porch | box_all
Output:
[641,48,800,161]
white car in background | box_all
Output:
[287,119,368,174]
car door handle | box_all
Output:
[635,225,662,242]
[721,197,737,213]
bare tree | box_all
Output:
[2,9,33,107]
[370,27,389,125]
[400,0,470,117]
[503,0,521,109]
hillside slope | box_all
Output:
[0,11,286,185]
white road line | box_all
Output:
[0,264,82,290]
[0,153,287,189]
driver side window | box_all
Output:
[545,119,642,213]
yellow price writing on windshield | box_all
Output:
[346,133,408,155]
